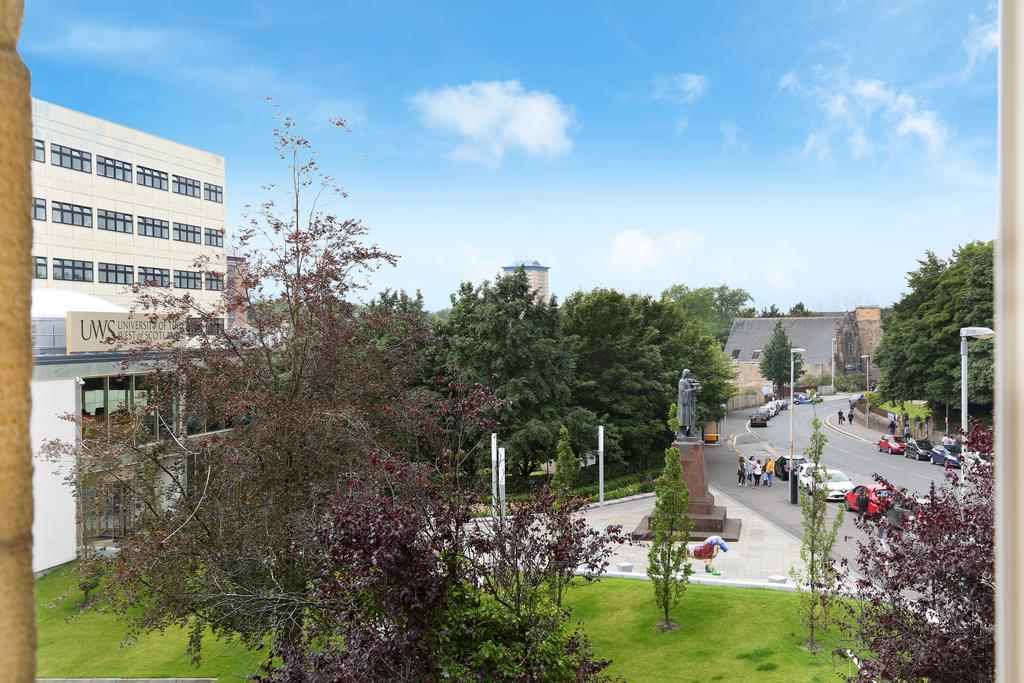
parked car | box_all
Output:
[962,450,992,476]
[775,455,808,481]
[777,400,788,411]
[904,439,933,461]
[878,435,907,455]
[749,411,768,427]
[930,444,962,468]
[844,484,893,515]
[765,401,779,417]
[799,467,854,501]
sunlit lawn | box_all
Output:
[36,564,264,682]
[38,566,853,681]
[565,579,852,682]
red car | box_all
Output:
[878,435,906,454]
[844,484,893,515]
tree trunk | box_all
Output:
[0,3,36,678]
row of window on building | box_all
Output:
[34,139,224,203]
[33,256,223,290]
[33,198,224,246]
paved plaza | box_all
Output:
[584,484,805,588]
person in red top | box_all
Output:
[689,535,730,576]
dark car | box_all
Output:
[844,484,893,515]
[775,455,808,481]
[930,444,962,468]
[904,439,933,461]
[749,410,768,427]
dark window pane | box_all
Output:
[204,228,224,247]
[173,222,201,243]
[138,216,169,239]
[50,143,92,173]
[138,267,169,287]
[137,166,168,190]
[174,270,201,289]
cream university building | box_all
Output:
[29,99,229,573]
[31,98,227,311]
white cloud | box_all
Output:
[777,71,799,94]
[652,73,709,136]
[602,228,705,275]
[27,20,333,109]
[409,80,574,168]
[782,67,948,160]
[48,22,171,57]
[653,73,709,104]
[720,118,747,151]
[961,15,999,83]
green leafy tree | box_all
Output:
[875,241,994,410]
[438,269,575,475]
[563,289,734,467]
[551,425,579,497]
[787,302,817,317]
[648,445,693,630]
[661,284,754,344]
[759,321,803,395]
[759,304,783,317]
[790,416,842,652]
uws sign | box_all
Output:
[66,312,186,353]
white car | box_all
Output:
[798,465,854,501]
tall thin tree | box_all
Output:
[790,415,842,652]
[647,444,693,630]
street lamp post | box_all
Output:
[861,354,871,392]
[960,326,995,435]
[789,347,806,505]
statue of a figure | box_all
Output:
[677,369,701,440]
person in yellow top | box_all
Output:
[764,458,775,488]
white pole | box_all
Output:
[598,425,605,508]
[498,447,506,519]
[961,335,970,435]
[490,433,498,517]
[789,351,797,505]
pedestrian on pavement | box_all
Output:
[737,457,746,486]
[746,456,755,485]
[838,409,845,425]
[753,460,763,487]
[903,424,911,440]
[764,457,775,487]
[689,535,729,576]
[888,419,897,435]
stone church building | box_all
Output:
[723,306,886,391]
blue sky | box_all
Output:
[21,1,998,311]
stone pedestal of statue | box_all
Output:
[631,439,741,542]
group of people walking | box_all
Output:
[737,455,774,488]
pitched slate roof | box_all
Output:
[724,317,842,364]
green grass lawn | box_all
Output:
[36,564,264,682]
[871,397,931,420]
[38,566,853,681]
[565,579,852,682]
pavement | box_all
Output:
[584,483,805,589]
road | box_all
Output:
[710,394,952,570]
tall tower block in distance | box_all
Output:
[501,259,550,301]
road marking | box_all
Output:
[823,414,874,444]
